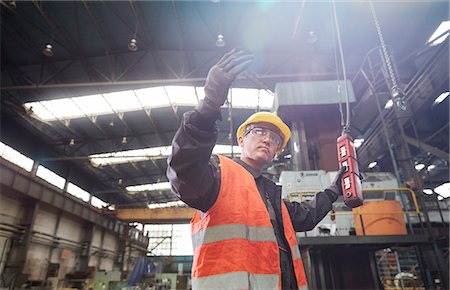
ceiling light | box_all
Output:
[415,163,425,171]
[121,137,127,144]
[427,164,436,171]
[368,161,377,169]
[434,182,450,198]
[307,31,318,44]
[128,38,138,52]
[384,99,393,109]
[428,21,450,46]
[354,138,364,148]
[24,86,273,122]
[69,138,75,146]
[391,87,406,111]
[423,188,433,195]
[9,1,16,10]
[433,92,449,104]
[43,44,53,57]
[216,34,225,47]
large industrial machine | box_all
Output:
[279,170,446,237]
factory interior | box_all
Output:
[0,1,449,289]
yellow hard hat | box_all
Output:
[236,111,291,154]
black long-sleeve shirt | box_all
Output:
[166,101,340,231]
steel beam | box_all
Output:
[115,207,195,223]
[403,135,450,162]
[0,159,126,234]
[1,72,352,91]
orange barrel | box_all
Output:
[353,200,407,235]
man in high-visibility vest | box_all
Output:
[167,48,345,290]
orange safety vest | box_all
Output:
[191,155,308,290]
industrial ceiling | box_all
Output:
[1,1,448,208]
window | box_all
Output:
[91,196,108,209]
[67,183,90,202]
[0,141,34,172]
[36,165,66,189]
[144,224,193,256]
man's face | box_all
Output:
[238,122,282,170]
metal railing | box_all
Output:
[288,187,426,237]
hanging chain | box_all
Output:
[369,1,406,110]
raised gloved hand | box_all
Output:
[327,166,347,198]
[204,48,254,108]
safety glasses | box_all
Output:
[243,126,282,148]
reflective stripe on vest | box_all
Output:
[291,244,301,261]
[192,271,279,290]
[192,224,276,249]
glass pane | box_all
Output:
[91,196,107,208]
[41,98,84,119]
[126,182,171,192]
[36,165,65,189]
[23,102,56,121]
[67,183,90,202]
[135,87,170,108]
[1,144,34,172]
[166,86,198,106]
[103,90,142,112]
[72,94,113,115]
[144,224,193,256]
[0,141,6,156]
[231,88,274,109]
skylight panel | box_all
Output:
[23,102,56,121]
[71,94,113,116]
[89,144,239,166]
[90,146,172,167]
[90,152,148,167]
[428,21,450,46]
[41,98,83,120]
[23,86,273,123]
[135,87,170,108]
[231,88,259,108]
[103,90,142,112]
[126,182,171,192]
[256,90,275,109]
[147,200,186,209]
[36,165,66,189]
[230,88,274,109]
[67,182,90,202]
[166,86,198,105]
[195,87,206,101]
[0,142,34,172]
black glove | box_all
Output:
[204,48,254,108]
[327,166,347,198]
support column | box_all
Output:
[290,121,310,171]
[3,199,40,288]
[78,222,94,272]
